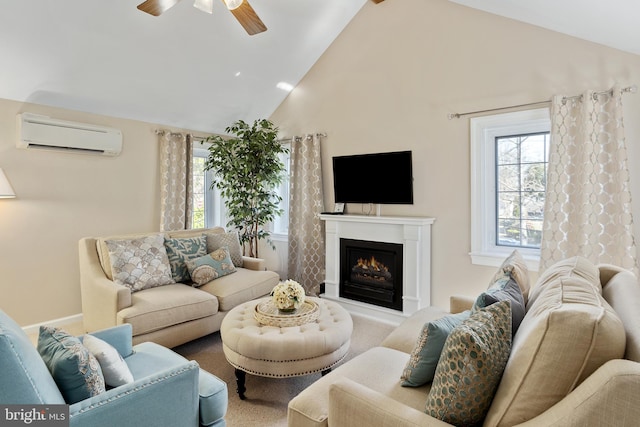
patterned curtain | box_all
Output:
[539,85,638,275]
[159,132,193,231]
[288,134,325,295]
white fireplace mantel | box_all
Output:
[320,214,435,324]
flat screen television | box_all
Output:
[332,150,414,204]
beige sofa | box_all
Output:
[79,227,280,348]
[288,258,640,427]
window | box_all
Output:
[192,146,224,229]
[191,144,289,237]
[495,132,549,249]
[470,108,550,270]
[271,142,291,239]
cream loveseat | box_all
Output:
[288,256,640,427]
[79,227,280,348]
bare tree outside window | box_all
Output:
[496,132,549,248]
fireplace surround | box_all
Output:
[320,214,435,324]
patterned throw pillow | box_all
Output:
[401,310,471,387]
[490,250,530,304]
[164,236,208,282]
[105,234,175,292]
[425,300,512,426]
[38,326,106,404]
[203,231,244,267]
[185,247,237,286]
[474,277,525,336]
[83,334,134,387]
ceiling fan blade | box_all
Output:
[371,0,385,3]
[137,0,183,16]
[227,0,267,36]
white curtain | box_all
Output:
[288,134,325,295]
[539,85,638,275]
[159,132,193,231]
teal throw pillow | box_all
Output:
[474,276,525,336]
[185,246,237,286]
[38,326,106,404]
[203,231,244,267]
[400,310,471,387]
[164,235,208,282]
[425,300,512,426]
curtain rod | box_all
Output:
[448,85,637,119]
[278,132,327,143]
[156,129,328,143]
[154,129,209,141]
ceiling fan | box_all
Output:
[137,0,385,36]
[137,0,267,36]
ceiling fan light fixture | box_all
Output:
[224,0,243,11]
[193,0,214,13]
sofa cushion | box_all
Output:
[484,265,626,426]
[474,277,525,336]
[381,306,450,354]
[425,300,512,426]
[203,230,244,268]
[185,247,237,286]
[164,235,208,282]
[602,269,640,362]
[288,346,431,427]
[167,227,225,239]
[490,249,530,304]
[400,310,471,387]
[117,284,219,336]
[197,268,279,312]
[526,256,601,308]
[199,369,228,426]
[38,326,106,404]
[105,234,175,292]
[83,334,134,387]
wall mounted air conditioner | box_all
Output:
[16,113,123,156]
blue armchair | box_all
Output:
[0,310,227,427]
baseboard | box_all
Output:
[22,313,84,335]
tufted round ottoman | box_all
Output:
[220,297,353,399]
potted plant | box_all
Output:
[203,119,288,258]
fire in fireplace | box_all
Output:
[340,238,403,311]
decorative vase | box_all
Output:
[278,306,297,314]
[270,279,306,314]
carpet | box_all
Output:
[174,313,396,427]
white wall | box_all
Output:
[3,0,639,325]
[0,100,163,325]
[270,0,640,310]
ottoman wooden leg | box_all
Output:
[321,368,331,376]
[235,369,247,400]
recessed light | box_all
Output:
[276,82,294,92]
[235,71,241,77]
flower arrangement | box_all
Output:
[270,280,306,312]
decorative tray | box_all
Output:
[254,299,319,327]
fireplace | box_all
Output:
[340,239,403,311]
[320,214,434,324]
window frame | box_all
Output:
[270,142,291,241]
[192,145,225,229]
[469,108,550,271]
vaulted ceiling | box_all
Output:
[1,0,637,134]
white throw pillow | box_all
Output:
[83,334,134,387]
